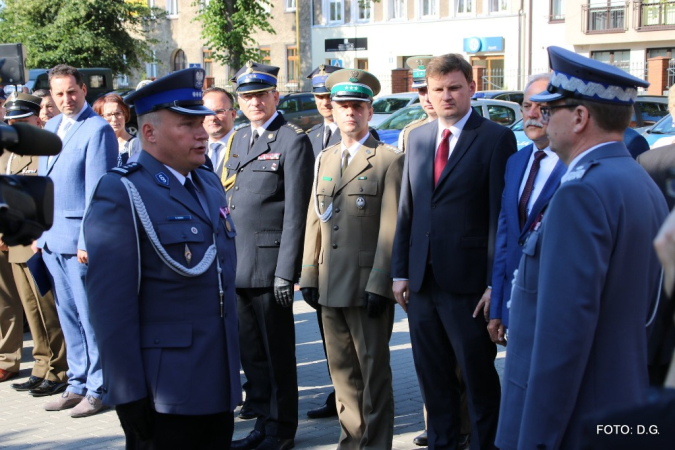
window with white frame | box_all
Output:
[166,0,178,16]
[456,0,474,14]
[285,0,296,11]
[489,0,509,13]
[391,0,406,19]
[420,0,438,16]
[146,51,158,79]
[353,0,372,21]
[327,0,344,23]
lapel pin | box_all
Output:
[184,244,192,265]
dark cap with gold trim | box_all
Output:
[231,61,279,93]
[406,56,433,89]
[5,92,41,119]
[326,69,381,102]
[306,64,342,94]
[124,68,213,116]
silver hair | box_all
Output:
[524,73,551,95]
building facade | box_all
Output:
[133,0,313,92]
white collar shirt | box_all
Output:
[434,108,472,159]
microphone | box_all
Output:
[0,123,62,156]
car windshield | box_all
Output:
[377,106,427,130]
[372,97,412,114]
[650,114,675,135]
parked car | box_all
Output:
[277,92,323,131]
[632,96,669,129]
[376,99,522,146]
[369,92,420,127]
[472,90,524,105]
[642,113,674,148]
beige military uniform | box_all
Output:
[301,134,403,449]
[0,152,67,381]
[398,117,426,153]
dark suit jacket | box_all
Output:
[638,143,675,210]
[490,143,566,328]
[224,113,314,287]
[497,143,668,449]
[391,110,517,294]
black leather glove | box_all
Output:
[365,292,389,318]
[301,287,320,310]
[273,277,294,307]
[115,396,153,441]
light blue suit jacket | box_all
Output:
[490,143,566,328]
[37,104,118,254]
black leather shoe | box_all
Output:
[231,430,266,450]
[413,431,427,446]
[28,380,68,397]
[459,433,470,450]
[239,405,258,420]
[11,376,44,391]
[307,391,337,419]
[255,436,294,450]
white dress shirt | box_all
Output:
[250,111,279,145]
[435,108,473,159]
[340,132,371,167]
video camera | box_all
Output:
[0,122,62,246]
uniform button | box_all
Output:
[235,186,239,191]
[239,168,244,172]
[333,225,339,231]
[274,240,279,245]
[231,205,235,210]
[359,187,363,192]
[425,232,430,237]
[335,208,341,213]
[262,166,266,169]
[332,243,338,249]
[154,338,160,344]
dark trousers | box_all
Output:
[408,265,501,450]
[120,410,234,450]
[237,287,298,439]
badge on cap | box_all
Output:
[349,70,359,83]
[155,172,170,186]
[356,196,366,209]
[195,70,205,89]
[246,61,254,74]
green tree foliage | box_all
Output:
[0,0,165,75]
[192,0,275,74]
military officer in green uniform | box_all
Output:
[300,69,404,450]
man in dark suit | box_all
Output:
[500,46,668,449]
[488,73,567,345]
[225,61,314,450]
[38,65,118,417]
[83,68,241,448]
[391,53,516,449]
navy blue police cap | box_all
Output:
[531,46,649,105]
[5,92,41,119]
[231,61,279,94]
[124,68,213,116]
[306,64,342,94]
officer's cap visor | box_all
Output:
[236,84,276,94]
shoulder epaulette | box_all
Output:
[402,118,425,132]
[234,123,250,131]
[307,123,322,134]
[198,164,213,172]
[381,143,403,154]
[561,161,599,184]
[109,162,141,176]
[284,122,304,134]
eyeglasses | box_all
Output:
[103,111,124,120]
[213,108,236,115]
[238,90,275,102]
[540,104,580,123]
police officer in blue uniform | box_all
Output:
[83,68,241,449]
[497,47,669,450]
[225,62,314,450]
[306,64,343,157]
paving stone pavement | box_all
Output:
[0,293,505,449]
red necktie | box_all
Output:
[518,150,547,229]
[434,129,452,186]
